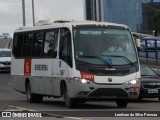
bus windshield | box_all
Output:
[73,27,137,65]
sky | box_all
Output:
[0,0,84,37]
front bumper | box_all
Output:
[67,80,140,100]
[0,65,11,71]
[139,88,160,98]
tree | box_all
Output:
[149,5,160,32]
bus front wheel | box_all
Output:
[26,82,43,103]
[116,99,128,108]
[63,85,75,108]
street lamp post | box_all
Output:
[22,0,26,26]
[32,0,35,26]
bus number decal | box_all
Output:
[35,64,48,71]
[24,59,31,76]
[80,72,94,81]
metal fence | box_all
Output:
[138,38,160,64]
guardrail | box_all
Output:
[138,38,159,64]
[6,38,12,49]
[0,38,11,48]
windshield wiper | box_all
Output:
[79,56,112,68]
[101,55,134,66]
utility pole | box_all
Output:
[32,0,35,26]
[22,0,26,26]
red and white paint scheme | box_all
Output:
[24,59,31,76]
[11,19,140,108]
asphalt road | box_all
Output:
[0,72,160,120]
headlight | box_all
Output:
[81,79,88,84]
[126,79,140,85]
[74,77,91,84]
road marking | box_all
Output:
[66,117,89,120]
[6,105,88,120]
[8,83,12,86]
[7,105,34,111]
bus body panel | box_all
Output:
[52,60,70,96]
[11,76,26,93]
[43,77,53,95]
[11,20,141,108]
[32,76,45,94]
[11,58,70,96]
[31,59,52,95]
[32,59,53,77]
[11,57,24,76]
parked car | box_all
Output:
[140,37,160,51]
[0,48,11,71]
[139,65,160,101]
[2,33,10,39]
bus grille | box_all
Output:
[0,62,11,65]
[142,83,160,89]
[89,69,129,75]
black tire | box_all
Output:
[158,97,160,101]
[138,96,143,101]
[26,82,43,103]
[63,84,75,108]
[116,99,128,108]
[74,98,86,104]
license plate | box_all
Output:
[148,89,158,94]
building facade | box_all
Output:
[142,0,160,32]
[103,0,142,32]
[84,0,160,32]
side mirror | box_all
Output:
[135,39,141,48]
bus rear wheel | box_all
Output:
[63,85,75,108]
[116,99,128,108]
[26,82,43,103]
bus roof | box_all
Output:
[14,19,129,33]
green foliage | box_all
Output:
[149,5,160,32]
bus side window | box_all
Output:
[13,33,23,57]
[32,32,44,57]
[59,29,72,68]
[23,33,33,57]
[43,30,58,58]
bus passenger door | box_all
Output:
[43,30,59,96]
[52,28,72,96]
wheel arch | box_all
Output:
[60,79,66,96]
[25,77,31,92]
